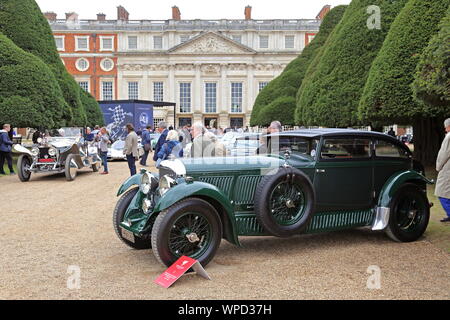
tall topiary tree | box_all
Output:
[296,0,408,128]
[0,0,93,126]
[413,8,450,111]
[0,33,67,128]
[250,5,347,126]
[359,0,450,165]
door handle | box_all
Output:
[316,169,326,173]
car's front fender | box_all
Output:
[12,144,32,156]
[117,173,143,196]
[377,170,433,208]
[153,181,240,246]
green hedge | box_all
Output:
[258,96,297,126]
[413,8,450,113]
[250,5,347,126]
[0,33,67,128]
[296,0,408,127]
[0,0,103,127]
[358,0,450,124]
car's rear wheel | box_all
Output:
[64,154,78,181]
[151,198,222,267]
[254,167,315,237]
[385,183,430,242]
[17,155,31,182]
[113,187,152,249]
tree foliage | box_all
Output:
[258,97,297,126]
[250,5,347,126]
[358,0,450,124]
[0,0,103,127]
[296,0,408,127]
[413,8,450,113]
[0,33,67,128]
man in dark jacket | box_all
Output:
[140,125,152,166]
[152,121,169,162]
[0,124,15,175]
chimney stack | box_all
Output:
[65,12,78,22]
[316,5,331,20]
[172,6,181,20]
[117,6,129,21]
[244,6,252,20]
[97,13,106,21]
[44,12,57,21]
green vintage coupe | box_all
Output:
[113,129,432,267]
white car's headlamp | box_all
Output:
[48,147,57,157]
[31,147,39,157]
[140,172,158,195]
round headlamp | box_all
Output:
[31,147,39,157]
[48,147,57,157]
[159,175,176,196]
[140,172,158,195]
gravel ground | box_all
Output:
[0,161,449,300]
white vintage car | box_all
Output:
[107,139,145,161]
[13,128,101,182]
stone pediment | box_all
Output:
[169,32,256,55]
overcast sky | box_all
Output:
[36,0,352,20]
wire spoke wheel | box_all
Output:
[168,212,212,259]
[269,181,306,226]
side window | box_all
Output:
[375,140,409,158]
[321,138,371,160]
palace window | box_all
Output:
[75,58,89,72]
[259,35,269,49]
[285,35,295,49]
[259,82,269,92]
[179,83,191,113]
[54,36,65,51]
[100,36,114,51]
[153,36,163,49]
[100,58,114,72]
[75,36,89,51]
[231,82,243,113]
[205,83,217,113]
[153,82,164,102]
[101,81,113,101]
[128,82,139,100]
[128,36,138,50]
[78,81,89,93]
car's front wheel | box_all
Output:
[151,198,222,267]
[17,154,31,182]
[385,183,430,242]
[113,187,152,249]
[64,154,78,181]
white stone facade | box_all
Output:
[51,17,321,128]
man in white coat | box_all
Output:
[436,118,450,223]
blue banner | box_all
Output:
[99,101,154,141]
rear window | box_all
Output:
[375,140,409,158]
[321,138,371,159]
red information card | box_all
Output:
[154,256,210,288]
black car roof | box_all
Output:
[268,128,387,138]
[267,128,410,152]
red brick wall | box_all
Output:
[54,33,117,100]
